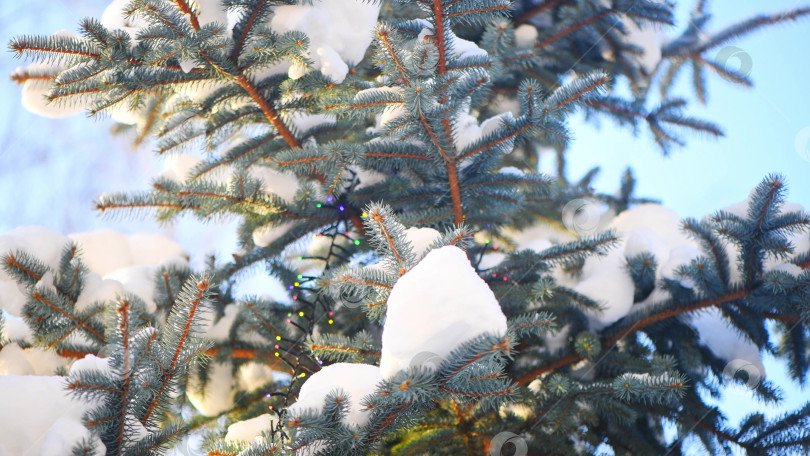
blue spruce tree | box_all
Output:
[3,0,810,454]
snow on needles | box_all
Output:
[268,0,381,83]
[0,374,105,455]
[287,363,383,427]
[379,246,508,378]
[287,244,508,429]
[573,203,701,329]
[0,226,187,319]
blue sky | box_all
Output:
[1,0,808,451]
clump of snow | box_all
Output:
[0,376,105,455]
[249,166,300,203]
[75,274,125,312]
[0,226,70,316]
[453,108,515,152]
[622,19,666,74]
[572,204,701,328]
[15,31,86,119]
[69,354,113,377]
[58,230,187,312]
[68,229,184,276]
[252,222,293,248]
[403,227,441,258]
[205,304,239,342]
[502,222,577,250]
[379,246,508,378]
[187,361,237,416]
[268,0,381,83]
[237,362,277,392]
[514,24,538,47]
[103,262,177,313]
[1,314,34,343]
[287,363,382,427]
[190,0,228,27]
[18,64,82,119]
[771,263,803,277]
[158,153,202,183]
[287,112,337,136]
[224,414,276,443]
[498,167,524,177]
[450,33,488,59]
[101,0,149,43]
[543,325,570,353]
[354,168,386,189]
[69,230,133,276]
[356,87,405,129]
[0,343,35,375]
[0,341,69,375]
[691,308,764,376]
[129,233,185,265]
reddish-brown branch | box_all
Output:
[328,100,404,110]
[447,4,511,18]
[11,42,100,59]
[516,289,751,385]
[366,152,431,160]
[309,345,381,358]
[31,292,106,342]
[275,156,330,167]
[5,254,42,280]
[371,209,404,268]
[142,279,209,425]
[234,74,301,148]
[535,8,613,50]
[49,88,103,100]
[67,381,122,394]
[553,76,609,110]
[134,100,162,148]
[584,99,643,118]
[174,0,201,30]
[117,300,131,450]
[96,201,198,212]
[143,4,186,37]
[10,73,54,84]
[232,0,266,61]
[377,30,410,85]
[457,122,533,160]
[243,301,284,338]
[337,276,392,289]
[446,160,464,225]
[432,0,448,73]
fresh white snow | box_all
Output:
[268,0,381,83]
[224,413,276,443]
[379,246,507,378]
[0,376,105,455]
[287,362,382,427]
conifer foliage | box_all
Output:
[4,0,810,455]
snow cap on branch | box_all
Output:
[287,362,382,427]
[268,0,381,83]
[379,246,508,378]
